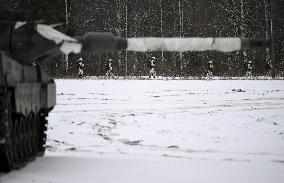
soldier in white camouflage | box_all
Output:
[78,58,84,78]
[149,57,156,78]
[206,60,214,79]
[106,59,114,78]
[245,60,253,78]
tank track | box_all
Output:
[0,89,48,172]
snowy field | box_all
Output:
[1,79,284,183]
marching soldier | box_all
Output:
[78,58,84,78]
[149,57,156,78]
[106,59,114,78]
[265,60,272,77]
[245,60,253,78]
[206,60,214,79]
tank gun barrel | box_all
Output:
[241,39,271,49]
[0,22,271,64]
[80,33,127,52]
[80,35,271,53]
[125,37,270,52]
[79,34,270,53]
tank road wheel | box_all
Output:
[18,116,25,161]
[22,115,31,159]
[31,114,39,155]
[27,114,34,154]
[24,113,38,158]
[12,118,20,165]
[0,90,15,171]
[15,113,41,168]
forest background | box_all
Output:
[1,0,283,78]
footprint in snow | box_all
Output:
[77,122,86,126]
[167,145,179,149]
[65,147,77,151]
[121,139,143,146]
[232,89,246,92]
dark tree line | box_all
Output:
[1,0,282,77]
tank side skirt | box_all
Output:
[14,84,41,116]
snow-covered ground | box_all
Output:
[1,79,284,183]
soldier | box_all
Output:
[245,60,253,78]
[78,58,84,78]
[105,59,114,78]
[265,60,272,77]
[206,60,214,79]
[149,57,156,78]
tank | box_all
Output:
[0,11,270,172]
[0,21,57,172]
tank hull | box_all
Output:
[0,51,56,171]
